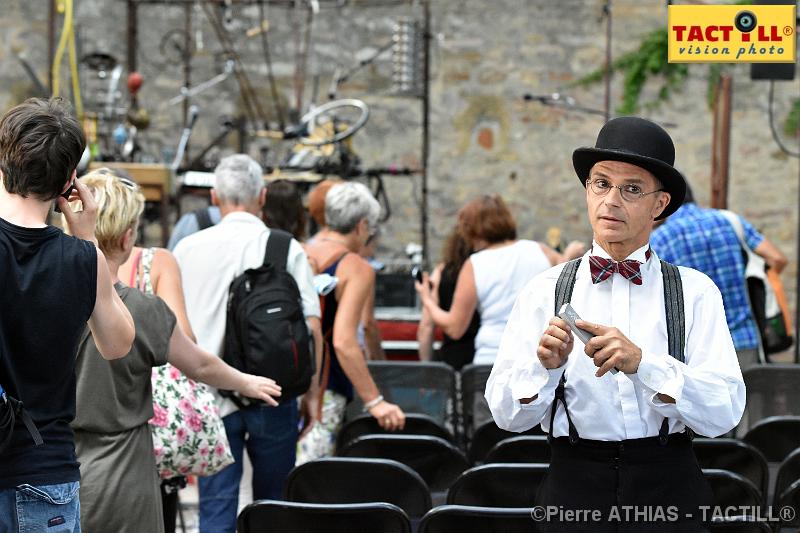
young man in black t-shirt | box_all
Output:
[0,98,135,532]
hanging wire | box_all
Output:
[768,80,800,158]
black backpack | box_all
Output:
[221,229,313,405]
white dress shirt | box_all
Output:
[174,211,320,416]
[485,242,745,441]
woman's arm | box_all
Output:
[360,287,385,360]
[539,241,586,266]
[151,248,197,342]
[417,264,443,361]
[333,255,405,430]
[298,315,324,436]
[416,259,477,340]
[167,324,281,405]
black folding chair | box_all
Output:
[336,413,453,452]
[774,478,800,529]
[418,505,536,533]
[237,500,411,533]
[460,364,494,445]
[703,469,763,511]
[742,415,800,462]
[468,420,545,465]
[709,516,773,532]
[284,457,432,519]
[338,434,470,493]
[738,364,800,436]
[693,438,769,500]
[447,463,548,508]
[346,361,457,431]
[484,436,551,464]
[773,447,800,507]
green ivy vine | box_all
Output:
[785,98,800,137]
[570,28,688,115]
[573,27,797,138]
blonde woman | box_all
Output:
[65,169,282,533]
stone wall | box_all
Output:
[2,0,799,322]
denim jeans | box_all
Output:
[199,400,298,533]
[0,481,81,533]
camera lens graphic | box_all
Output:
[735,10,757,33]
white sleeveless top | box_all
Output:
[470,240,552,365]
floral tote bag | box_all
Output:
[132,247,234,478]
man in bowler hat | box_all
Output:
[486,117,745,531]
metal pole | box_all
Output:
[718,75,732,209]
[795,80,800,363]
[603,1,612,122]
[48,0,56,93]
[183,3,192,128]
[420,0,431,267]
[127,0,138,106]
[710,74,732,209]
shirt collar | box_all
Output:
[590,240,652,263]
[219,211,264,226]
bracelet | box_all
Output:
[363,394,384,412]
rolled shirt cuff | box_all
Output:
[637,351,684,405]
[512,365,566,410]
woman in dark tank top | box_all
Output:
[418,227,480,371]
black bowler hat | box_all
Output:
[572,116,686,220]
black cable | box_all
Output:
[768,80,800,158]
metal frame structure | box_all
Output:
[123,0,432,263]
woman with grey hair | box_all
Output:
[297,182,406,463]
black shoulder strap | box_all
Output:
[264,229,293,270]
[660,260,685,363]
[554,258,582,315]
[550,258,582,444]
[193,207,214,231]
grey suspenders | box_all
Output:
[549,257,685,445]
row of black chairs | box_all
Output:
[335,417,800,491]
[238,501,776,533]
[280,456,800,525]
[348,361,800,452]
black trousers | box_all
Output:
[536,433,712,533]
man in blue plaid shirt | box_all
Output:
[651,185,787,367]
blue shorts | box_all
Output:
[0,481,81,533]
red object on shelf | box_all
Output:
[127,71,143,96]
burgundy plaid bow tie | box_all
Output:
[588,249,651,286]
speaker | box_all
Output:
[749,0,797,80]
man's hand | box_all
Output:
[577,320,642,377]
[58,177,98,245]
[537,317,574,369]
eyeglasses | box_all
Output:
[93,167,138,190]
[586,178,664,202]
